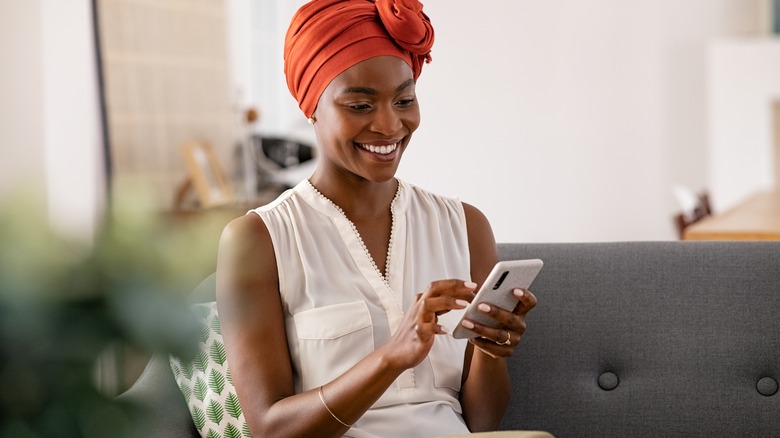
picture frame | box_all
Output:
[181,140,235,208]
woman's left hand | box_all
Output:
[464,288,537,358]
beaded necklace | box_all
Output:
[306,179,400,285]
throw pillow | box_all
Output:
[170,302,250,438]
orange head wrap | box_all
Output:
[284,0,434,118]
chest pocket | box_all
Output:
[429,334,467,392]
[293,300,374,391]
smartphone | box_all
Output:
[440,259,544,339]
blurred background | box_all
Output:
[1,0,779,433]
[2,0,780,244]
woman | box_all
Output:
[216,1,537,436]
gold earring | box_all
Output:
[307,117,317,125]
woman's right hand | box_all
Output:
[379,279,477,371]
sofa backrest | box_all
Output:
[497,242,780,438]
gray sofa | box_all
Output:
[119,241,780,437]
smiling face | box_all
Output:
[311,55,420,185]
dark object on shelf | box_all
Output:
[248,135,315,191]
[254,136,314,169]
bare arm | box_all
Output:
[216,213,476,437]
[459,203,537,431]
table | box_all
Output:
[683,190,780,240]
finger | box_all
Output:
[415,293,472,323]
[473,302,527,335]
[435,324,449,335]
[492,327,513,346]
[512,288,537,315]
[460,320,525,350]
[414,321,447,343]
[423,279,478,297]
[420,295,471,317]
[463,314,521,344]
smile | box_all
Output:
[357,142,399,155]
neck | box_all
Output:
[308,172,398,220]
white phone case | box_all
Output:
[440,259,543,339]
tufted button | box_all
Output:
[598,372,619,391]
[757,377,778,396]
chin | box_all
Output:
[361,169,399,184]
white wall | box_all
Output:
[227,0,252,108]
[0,0,104,241]
[707,39,780,211]
[1,0,46,204]
[247,0,762,242]
[3,1,765,243]
[246,0,312,141]
[41,0,105,241]
[403,0,762,242]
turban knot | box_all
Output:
[284,0,434,118]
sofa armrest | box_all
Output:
[116,354,199,438]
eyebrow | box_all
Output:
[341,79,415,96]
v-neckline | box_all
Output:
[303,179,404,286]
[297,178,416,388]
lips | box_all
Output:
[357,142,399,155]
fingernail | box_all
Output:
[438,325,449,334]
[455,299,470,307]
[464,281,477,289]
[478,303,491,312]
[514,288,525,297]
[461,320,475,329]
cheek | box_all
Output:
[314,117,358,154]
[405,108,421,134]
[329,117,361,142]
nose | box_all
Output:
[370,104,403,135]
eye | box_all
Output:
[347,103,372,112]
[396,98,416,108]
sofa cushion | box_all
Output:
[169,302,249,438]
[497,241,780,438]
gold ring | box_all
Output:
[497,330,511,346]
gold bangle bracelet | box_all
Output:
[318,386,353,428]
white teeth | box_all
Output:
[360,142,398,155]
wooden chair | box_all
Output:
[175,140,236,210]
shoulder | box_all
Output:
[400,180,463,214]
[216,213,278,302]
[461,202,492,235]
[219,212,272,259]
[461,202,498,278]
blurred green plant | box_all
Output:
[0,189,219,437]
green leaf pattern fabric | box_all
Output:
[171,302,250,437]
[224,423,242,438]
[225,393,242,419]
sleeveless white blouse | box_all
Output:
[250,179,472,437]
